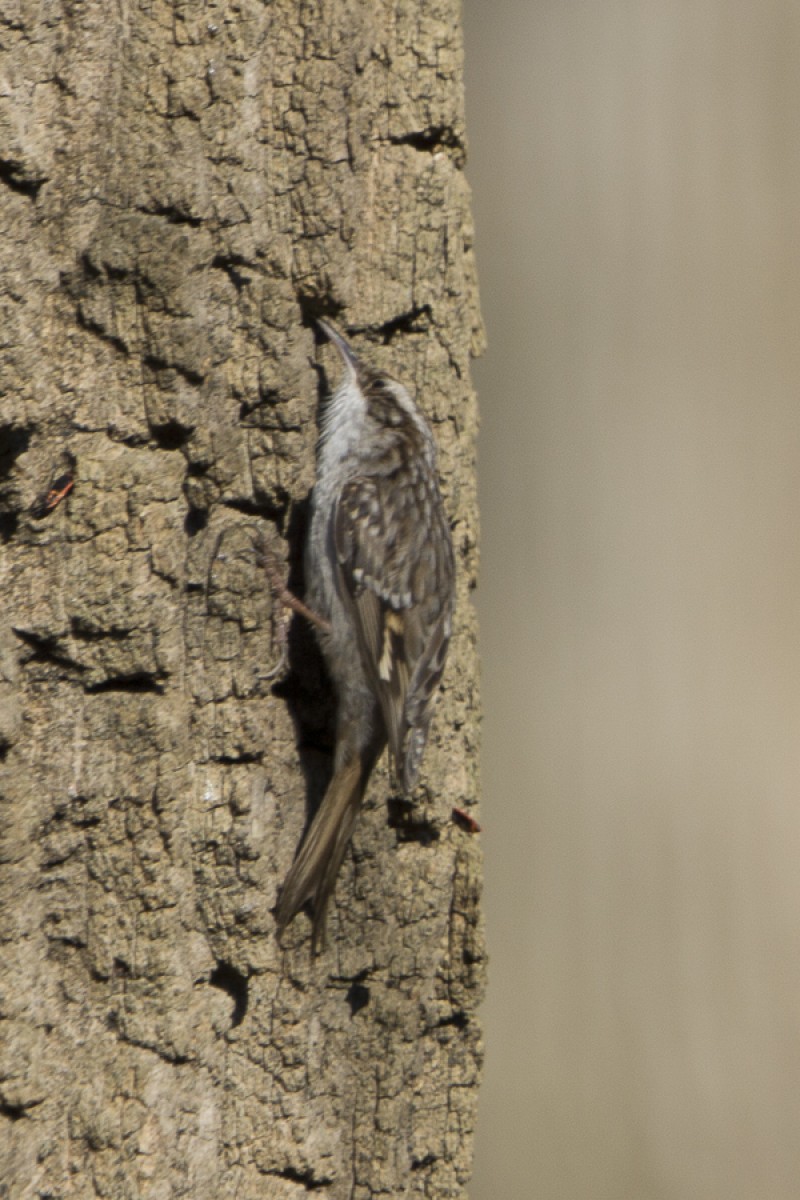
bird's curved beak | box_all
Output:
[317,318,360,378]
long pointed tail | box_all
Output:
[276,752,370,951]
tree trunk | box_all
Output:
[0,3,484,1198]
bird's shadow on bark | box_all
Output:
[268,495,336,833]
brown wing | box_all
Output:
[333,465,454,794]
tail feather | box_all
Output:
[276,754,365,951]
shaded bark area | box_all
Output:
[0,2,484,1197]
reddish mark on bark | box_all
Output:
[452,807,482,834]
[30,472,74,518]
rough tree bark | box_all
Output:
[0,3,484,1197]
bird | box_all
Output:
[275,319,455,949]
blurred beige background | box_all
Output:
[464,3,800,1198]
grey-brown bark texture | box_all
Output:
[0,2,484,1198]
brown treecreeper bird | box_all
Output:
[275,320,455,949]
